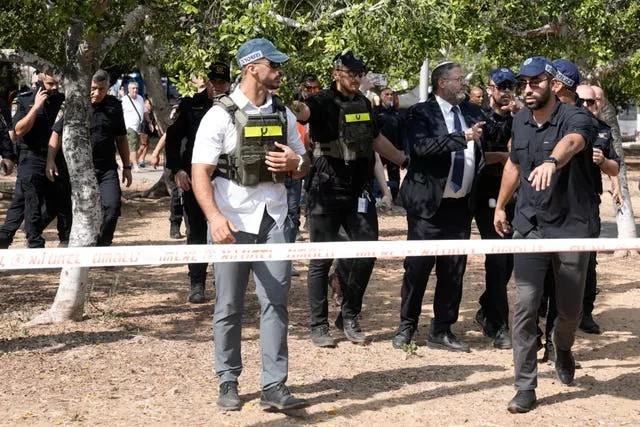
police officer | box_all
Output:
[46,70,132,246]
[192,38,310,412]
[0,94,15,176]
[165,62,231,303]
[494,56,597,413]
[293,52,408,347]
[576,83,620,334]
[473,67,518,350]
[4,73,69,248]
[373,87,404,202]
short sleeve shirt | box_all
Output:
[192,88,305,234]
[14,91,65,153]
[510,99,599,238]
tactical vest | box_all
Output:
[313,95,374,162]
[215,95,288,186]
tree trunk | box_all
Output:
[600,102,637,256]
[28,70,101,325]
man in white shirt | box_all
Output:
[121,81,145,169]
[191,38,310,412]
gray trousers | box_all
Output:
[512,229,588,390]
[213,212,292,390]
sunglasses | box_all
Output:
[517,78,547,91]
[255,60,283,70]
[304,85,319,93]
[336,68,365,78]
[490,82,515,91]
[580,98,597,107]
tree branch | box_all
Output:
[0,49,58,74]
[99,4,150,59]
[500,16,568,38]
[264,0,386,33]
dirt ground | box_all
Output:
[1,156,640,427]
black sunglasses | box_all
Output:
[255,60,283,70]
[491,82,515,91]
[336,68,365,78]
[580,98,597,107]
[517,78,547,91]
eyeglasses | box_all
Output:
[255,60,283,70]
[489,83,515,92]
[517,78,547,91]
[445,76,467,84]
[580,98,597,107]
[336,68,365,79]
[304,85,319,93]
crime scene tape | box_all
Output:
[1,238,639,271]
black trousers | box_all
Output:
[512,228,588,390]
[96,168,122,247]
[170,184,184,227]
[16,154,71,247]
[399,197,472,334]
[182,187,208,285]
[307,201,378,328]
[474,197,515,331]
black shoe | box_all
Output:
[392,327,414,349]
[507,390,537,413]
[290,266,300,277]
[555,345,576,385]
[311,324,335,348]
[0,231,12,249]
[427,330,470,352]
[579,314,601,334]
[541,341,556,363]
[493,326,512,350]
[475,308,495,338]
[217,381,241,411]
[260,383,309,411]
[188,283,205,304]
[335,314,366,343]
[170,223,183,239]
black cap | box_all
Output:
[207,62,231,82]
[333,51,366,70]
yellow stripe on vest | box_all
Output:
[244,126,283,137]
[344,113,370,123]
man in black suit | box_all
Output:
[392,62,485,352]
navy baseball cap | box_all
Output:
[333,51,366,70]
[552,59,581,90]
[236,38,289,67]
[517,56,556,78]
[207,62,230,82]
[489,67,516,85]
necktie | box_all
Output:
[451,106,465,192]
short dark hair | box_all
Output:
[380,87,393,94]
[301,74,317,84]
[92,69,110,84]
[431,62,461,90]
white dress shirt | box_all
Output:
[435,95,475,198]
[192,88,306,234]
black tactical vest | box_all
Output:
[215,95,288,186]
[313,95,374,162]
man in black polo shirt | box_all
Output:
[474,67,518,350]
[494,56,597,413]
[165,62,230,303]
[293,52,408,347]
[373,87,404,202]
[47,69,131,246]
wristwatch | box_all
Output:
[296,154,305,172]
[543,156,558,166]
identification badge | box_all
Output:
[358,197,368,213]
[488,198,496,208]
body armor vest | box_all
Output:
[313,95,374,162]
[215,95,288,186]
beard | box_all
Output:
[443,85,465,105]
[525,86,552,110]
[493,93,511,106]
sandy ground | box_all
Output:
[1,157,640,426]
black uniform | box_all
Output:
[0,98,14,163]
[165,90,212,288]
[510,99,597,391]
[6,91,70,248]
[304,82,380,331]
[474,108,514,337]
[372,104,404,200]
[52,94,127,246]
